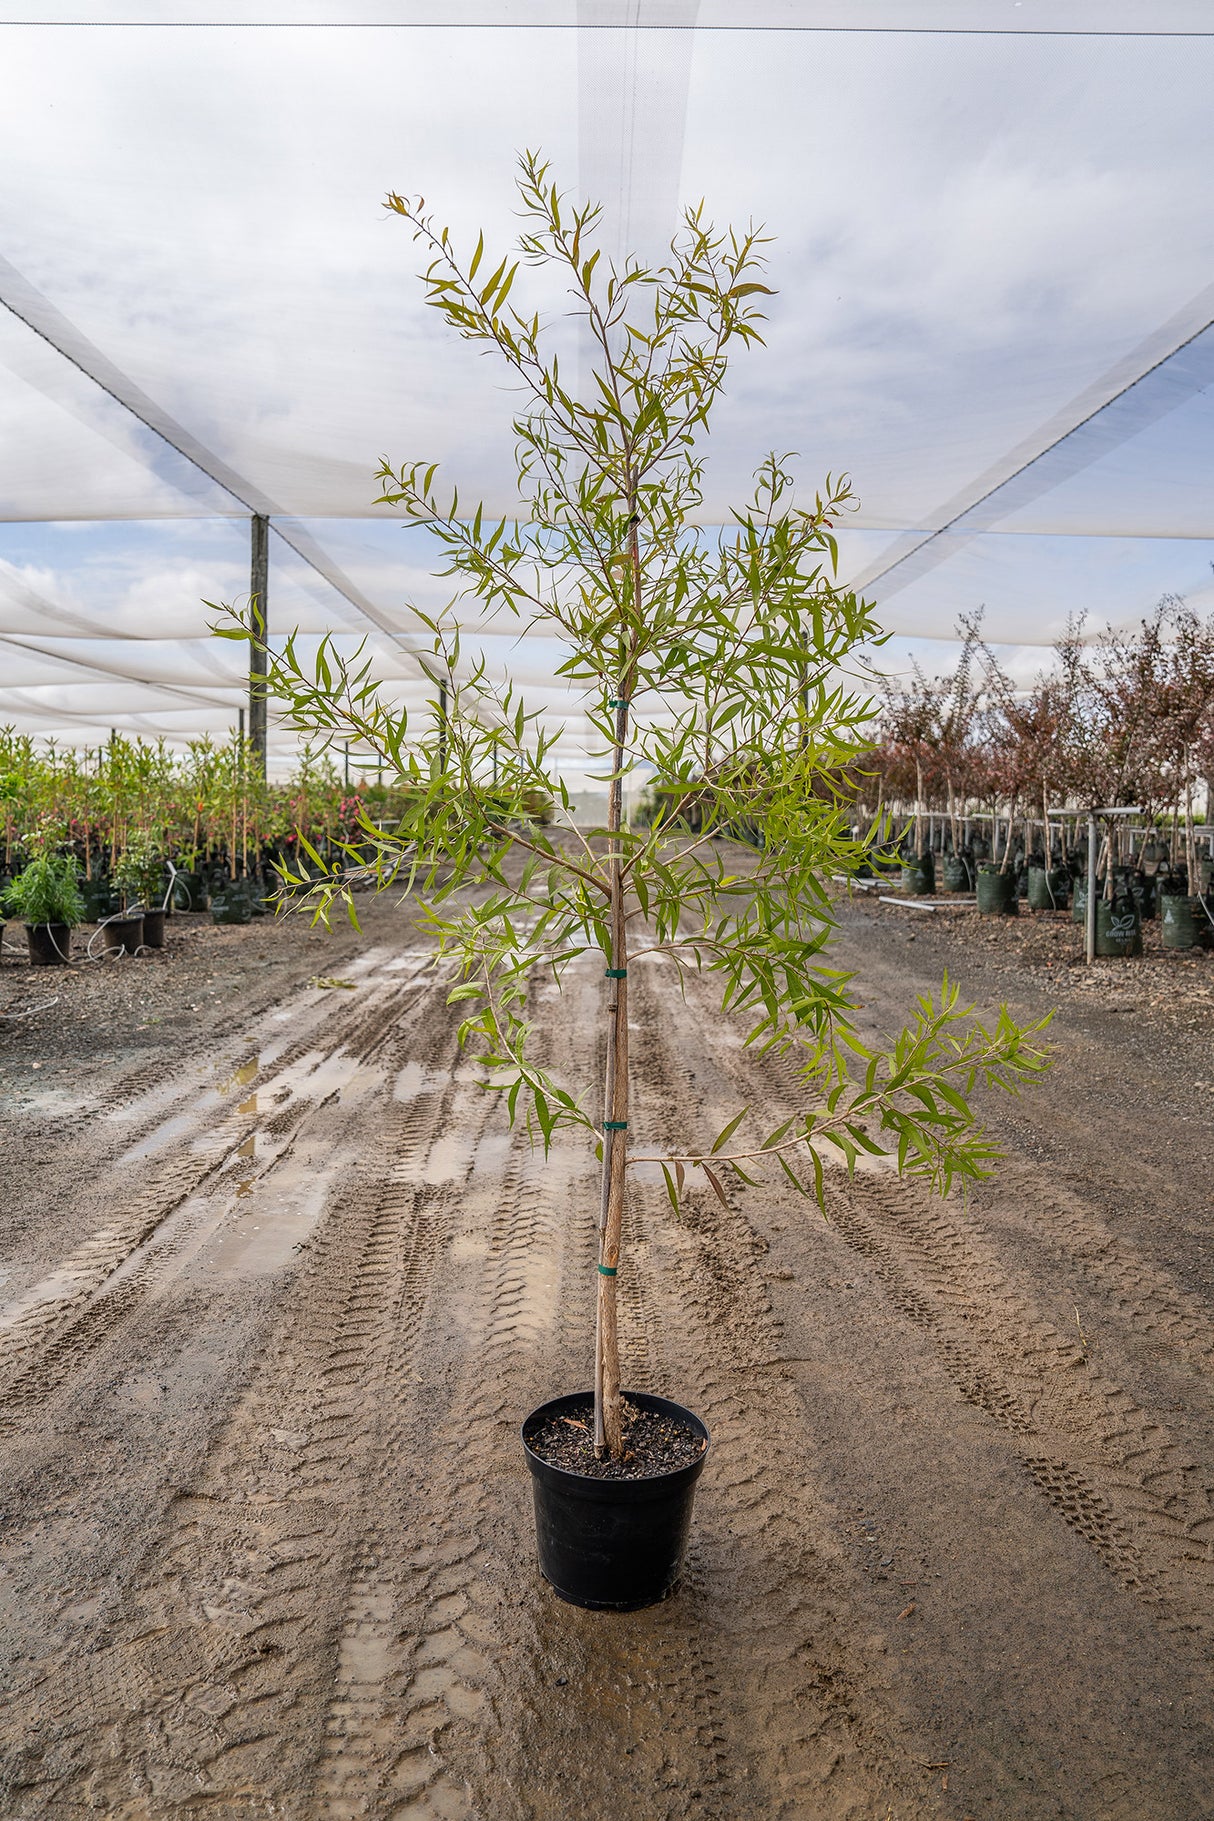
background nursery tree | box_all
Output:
[224,154,1050,1460]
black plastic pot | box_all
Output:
[142,908,166,949]
[27,922,71,966]
[101,913,144,956]
[521,1391,710,1611]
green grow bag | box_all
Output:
[977,864,1018,917]
[1072,880,1090,925]
[79,877,115,921]
[172,870,209,911]
[1095,896,1142,958]
[211,895,253,926]
[939,855,970,893]
[900,852,935,896]
[1161,894,1201,950]
[1027,865,1069,910]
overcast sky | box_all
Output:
[1,6,1212,762]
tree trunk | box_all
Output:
[594,821,629,1459]
[947,776,959,860]
[999,798,1017,874]
[594,512,640,1461]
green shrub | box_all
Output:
[3,854,85,927]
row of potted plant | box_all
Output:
[868,605,1214,909]
[0,837,278,965]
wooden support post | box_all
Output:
[249,514,269,780]
[438,678,449,772]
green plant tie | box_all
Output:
[607,697,630,708]
[602,1120,628,1130]
[597,1264,618,1276]
[605,967,627,978]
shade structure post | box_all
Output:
[1086,812,1098,966]
[249,513,269,779]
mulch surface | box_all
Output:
[527,1397,707,1480]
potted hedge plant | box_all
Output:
[3,848,85,966]
[114,831,170,948]
[220,155,1050,1610]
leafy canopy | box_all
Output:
[219,151,1050,1205]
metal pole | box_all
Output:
[438,678,448,772]
[343,742,350,787]
[1086,812,1098,966]
[249,513,269,780]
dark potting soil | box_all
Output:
[527,1397,706,1481]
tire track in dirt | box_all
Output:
[0,980,465,1816]
[5,944,422,1265]
[0,976,427,1440]
[477,964,741,1821]
[625,966,936,1821]
[673,964,1214,1636]
[308,963,662,1821]
[973,1160,1214,1374]
[840,1180,1214,1616]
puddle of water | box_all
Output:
[203,1155,344,1279]
[218,1056,259,1095]
[422,1131,476,1186]
[262,1047,368,1106]
[334,947,391,980]
[235,1132,257,1197]
[470,1131,513,1179]
[393,1060,444,1102]
[16,1088,96,1118]
[122,1104,213,1165]
[124,1055,263,1165]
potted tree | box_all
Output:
[113,831,169,949]
[220,155,1050,1610]
[3,847,85,966]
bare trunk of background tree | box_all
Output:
[999,797,1017,873]
[947,776,958,859]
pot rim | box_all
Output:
[521,1389,710,1504]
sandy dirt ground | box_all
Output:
[1,874,1213,1820]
